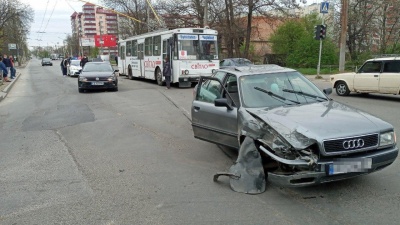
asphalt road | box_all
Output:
[0,59,399,224]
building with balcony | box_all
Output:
[70,3,118,56]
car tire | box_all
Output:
[114,87,118,92]
[78,88,84,93]
[156,68,163,86]
[336,81,350,96]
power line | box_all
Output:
[41,1,58,34]
[38,0,50,32]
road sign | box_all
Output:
[8,43,17,50]
[320,2,329,14]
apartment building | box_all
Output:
[70,3,118,56]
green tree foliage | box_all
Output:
[270,14,338,68]
[90,47,100,59]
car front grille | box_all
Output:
[323,133,379,154]
[86,77,110,81]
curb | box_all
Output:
[0,62,28,102]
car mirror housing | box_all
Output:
[323,88,332,95]
[215,98,233,110]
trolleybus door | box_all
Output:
[138,43,144,77]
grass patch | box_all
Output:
[296,67,355,75]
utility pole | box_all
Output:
[99,21,103,56]
[339,0,348,72]
[204,0,208,27]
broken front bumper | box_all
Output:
[260,146,398,187]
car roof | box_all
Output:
[366,57,400,62]
[85,62,110,65]
[216,64,296,77]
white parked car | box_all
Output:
[67,60,83,77]
[330,57,400,96]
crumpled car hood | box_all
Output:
[246,101,393,149]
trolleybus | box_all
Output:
[117,27,219,87]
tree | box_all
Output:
[0,0,33,63]
[270,14,338,68]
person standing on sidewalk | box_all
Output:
[9,56,16,79]
[3,54,11,79]
[163,56,171,89]
[0,57,10,82]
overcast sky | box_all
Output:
[23,0,323,49]
[23,0,101,48]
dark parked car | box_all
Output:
[41,58,53,66]
[219,58,253,69]
[78,62,119,93]
[192,65,398,192]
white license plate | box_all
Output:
[91,82,104,85]
[327,158,372,175]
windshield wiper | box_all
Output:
[282,89,328,102]
[254,87,300,105]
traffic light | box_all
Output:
[320,25,327,39]
[314,25,321,40]
[314,24,327,40]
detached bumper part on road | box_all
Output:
[262,146,399,187]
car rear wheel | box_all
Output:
[156,68,163,86]
[336,81,350,96]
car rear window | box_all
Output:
[383,61,400,73]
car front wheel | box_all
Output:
[336,81,350,96]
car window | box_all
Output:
[83,63,113,72]
[213,71,226,81]
[383,61,400,73]
[360,61,382,73]
[220,60,229,67]
[71,61,80,66]
[240,71,326,108]
[197,78,223,103]
[224,74,240,107]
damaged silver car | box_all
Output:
[191,65,398,194]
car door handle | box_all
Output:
[193,106,200,111]
[374,75,379,77]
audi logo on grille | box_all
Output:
[343,139,365,149]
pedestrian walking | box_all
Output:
[60,55,68,77]
[115,54,118,66]
[80,54,88,68]
[163,57,171,89]
[0,57,10,82]
[9,56,16,79]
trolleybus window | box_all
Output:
[145,37,152,56]
[153,36,161,56]
[199,35,218,60]
[177,34,198,60]
[126,41,132,56]
[132,40,137,57]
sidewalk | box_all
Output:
[305,74,331,81]
[0,62,27,102]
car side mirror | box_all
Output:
[215,98,233,110]
[323,88,332,95]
